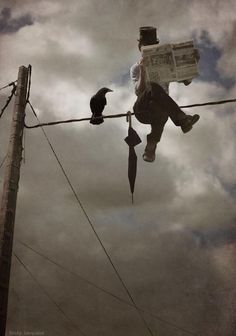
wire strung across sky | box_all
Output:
[0,78,236,128]
[17,239,199,336]
[27,103,156,336]
[13,253,88,336]
[25,67,163,336]
[0,155,7,170]
[1,73,234,336]
[24,97,236,129]
[0,81,17,91]
[0,82,17,119]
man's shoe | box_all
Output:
[143,142,156,162]
[181,114,200,134]
[143,152,156,162]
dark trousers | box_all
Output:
[133,82,187,144]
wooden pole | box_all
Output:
[0,66,29,334]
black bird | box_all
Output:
[90,87,113,125]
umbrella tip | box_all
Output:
[132,194,134,204]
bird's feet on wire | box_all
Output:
[90,116,104,125]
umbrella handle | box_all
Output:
[126,111,132,127]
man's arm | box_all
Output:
[135,58,148,95]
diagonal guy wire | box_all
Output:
[17,239,199,336]
[0,83,17,119]
[14,252,88,336]
[0,155,7,170]
[0,81,17,91]
[26,103,155,336]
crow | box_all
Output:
[90,87,113,125]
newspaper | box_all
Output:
[141,40,199,84]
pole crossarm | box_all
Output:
[25,98,236,129]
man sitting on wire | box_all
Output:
[130,26,200,162]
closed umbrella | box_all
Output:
[124,112,142,203]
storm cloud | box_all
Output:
[0,7,34,34]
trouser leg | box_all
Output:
[150,82,188,126]
[142,107,168,162]
[147,126,164,144]
[145,125,164,157]
[133,89,169,145]
[147,104,169,144]
[133,89,170,162]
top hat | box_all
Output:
[138,26,159,45]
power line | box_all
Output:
[25,102,129,128]
[17,239,132,305]
[0,83,17,119]
[24,98,236,129]
[0,155,7,170]
[23,68,199,335]
[181,98,236,108]
[0,69,29,120]
[17,239,199,336]
[0,81,17,91]
[13,252,88,336]
[26,103,155,336]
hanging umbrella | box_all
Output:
[124,112,142,203]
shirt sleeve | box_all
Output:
[130,63,140,83]
[130,63,142,95]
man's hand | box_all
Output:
[183,79,192,86]
[194,48,200,62]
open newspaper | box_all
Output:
[141,40,199,84]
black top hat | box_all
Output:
[138,26,159,45]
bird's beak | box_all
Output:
[107,89,113,92]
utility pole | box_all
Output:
[0,66,29,335]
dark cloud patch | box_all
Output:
[0,7,34,34]
[192,226,236,248]
[197,30,235,89]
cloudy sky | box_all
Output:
[1,0,236,335]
